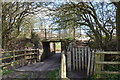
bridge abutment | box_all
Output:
[41,42,51,61]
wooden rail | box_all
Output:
[95,52,120,75]
[60,51,67,78]
[0,49,41,69]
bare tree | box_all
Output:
[49,2,116,50]
[2,2,42,49]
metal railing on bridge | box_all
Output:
[33,28,82,40]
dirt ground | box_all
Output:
[2,53,61,79]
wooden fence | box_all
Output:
[66,46,120,78]
[67,47,101,77]
[94,52,120,75]
[0,49,41,69]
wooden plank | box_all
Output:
[95,71,120,74]
[69,47,72,71]
[73,48,75,71]
[67,51,71,72]
[81,47,84,70]
[79,47,81,71]
[76,48,78,71]
[0,52,37,60]
[0,55,15,60]
[12,51,15,68]
[95,52,101,74]
[0,49,39,54]
[96,61,120,64]
[84,47,86,70]
[90,52,94,76]
[61,52,66,78]
[1,59,27,68]
[26,57,37,60]
[24,50,26,65]
[101,52,104,71]
[92,52,96,75]
[38,49,41,62]
[82,47,84,70]
[34,50,37,63]
[87,48,91,76]
[1,62,11,67]
[36,49,39,62]
[95,52,120,55]
[84,47,87,70]
[86,48,89,69]
[67,47,70,71]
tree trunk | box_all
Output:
[73,28,75,38]
[2,35,7,49]
[0,4,1,49]
[116,4,120,51]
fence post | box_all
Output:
[38,49,41,62]
[72,48,75,71]
[79,47,81,71]
[90,50,95,76]
[75,48,78,71]
[36,49,39,62]
[95,52,101,78]
[101,53,104,71]
[61,51,66,78]
[81,47,84,70]
[24,50,26,65]
[34,50,36,63]
[30,50,32,64]
[87,48,91,77]
[85,47,87,70]
[12,50,15,69]
[33,49,36,63]
[67,51,71,72]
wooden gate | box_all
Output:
[67,46,100,77]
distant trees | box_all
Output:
[19,15,38,38]
[49,2,79,38]
[49,2,116,50]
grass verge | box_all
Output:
[2,69,15,75]
[46,69,59,80]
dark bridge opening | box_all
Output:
[41,41,63,61]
